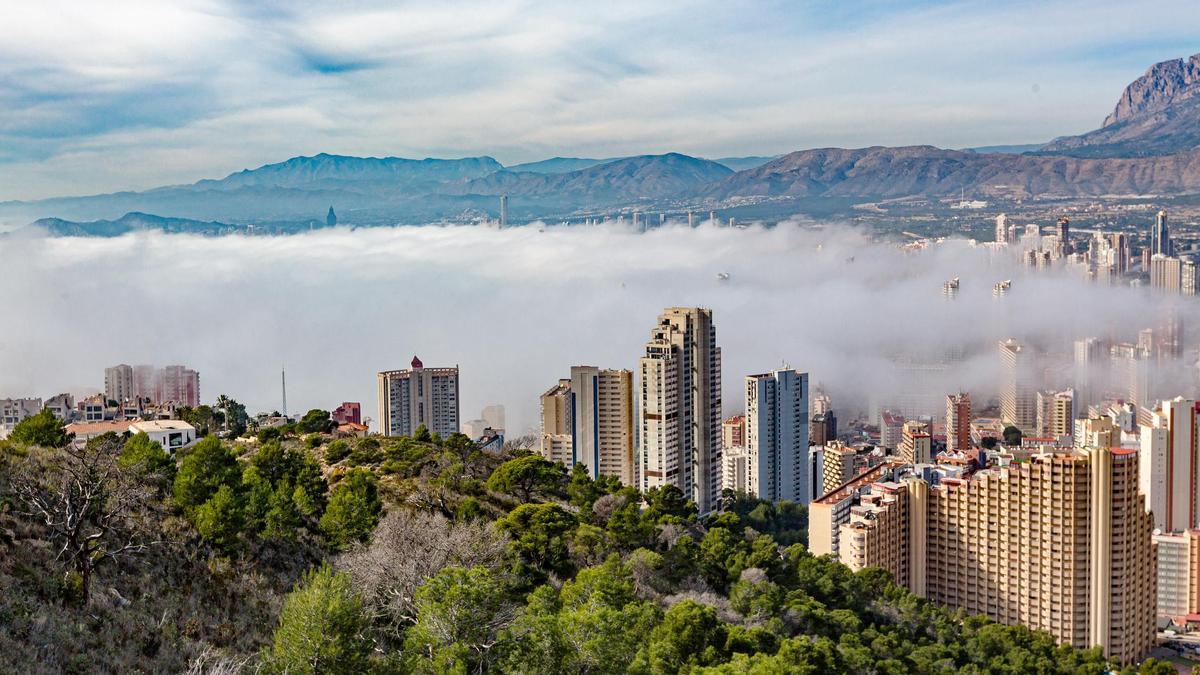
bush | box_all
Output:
[324,440,351,463]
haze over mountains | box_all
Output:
[6,51,1200,235]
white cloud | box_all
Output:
[0,0,1198,199]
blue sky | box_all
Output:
[0,0,1196,200]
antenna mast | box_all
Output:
[282,366,288,419]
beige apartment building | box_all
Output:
[1154,530,1200,619]
[1036,389,1075,439]
[377,356,460,438]
[539,368,636,485]
[539,379,574,467]
[639,307,722,514]
[826,447,1155,665]
[897,421,931,465]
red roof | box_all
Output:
[411,355,423,369]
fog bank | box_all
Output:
[0,222,1193,434]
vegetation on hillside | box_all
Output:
[0,410,1171,673]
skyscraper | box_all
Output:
[998,339,1036,434]
[1073,337,1103,414]
[1152,209,1172,256]
[745,369,810,503]
[945,392,971,453]
[1054,216,1071,256]
[377,356,460,437]
[499,194,508,227]
[639,307,722,514]
[104,364,134,403]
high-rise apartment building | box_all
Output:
[1054,216,1071,257]
[159,365,200,407]
[1074,415,1118,450]
[819,441,859,496]
[994,213,1009,244]
[721,414,746,451]
[998,339,1036,434]
[569,366,635,485]
[539,380,574,466]
[1036,389,1074,439]
[639,307,722,514]
[745,369,810,503]
[945,393,971,453]
[104,364,135,403]
[897,420,931,464]
[377,356,459,438]
[1152,209,1172,257]
[1150,254,1183,293]
[830,448,1155,665]
[1073,337,1104,413]
[1139,397,1200,532]
[1154,530,1200,619]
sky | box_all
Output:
[1,221,1193,434]
[0,0,1197,201]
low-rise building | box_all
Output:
[129,420,197,454]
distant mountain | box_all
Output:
[706,145,1200,200]
[198,153,502,191]
[962,144,1045,154]
[448,153,733,206]
[712,156,777,171]
[12,51,1200,232]
[25,212,251,237]
[1040,53,1200,158]
[503,157,615,174]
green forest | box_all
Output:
[0,408,1176,673]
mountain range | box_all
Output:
[6,51,1200,234]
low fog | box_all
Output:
[1,221,1195,434]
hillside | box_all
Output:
[0,412,1133,673]
[448,153,734,206]
[706,144,1200,199]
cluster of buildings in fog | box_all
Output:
[992,209,1199,295]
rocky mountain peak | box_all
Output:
[1103,53,1200,127]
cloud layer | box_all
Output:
[1,0,1199,200]
[1,222,1193,434]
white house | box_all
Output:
[130,420,197,454]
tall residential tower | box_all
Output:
[639,307,722,514]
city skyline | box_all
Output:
[2,1,1199,201]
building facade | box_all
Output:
[377,356,460,438]
[827,448,1154,665]
[639,307,722,514]
[945,392,971,453]
[999,339,1036,434]
[745,369,810,503]
[570,366,635,485]
[1139,397,1200,532]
